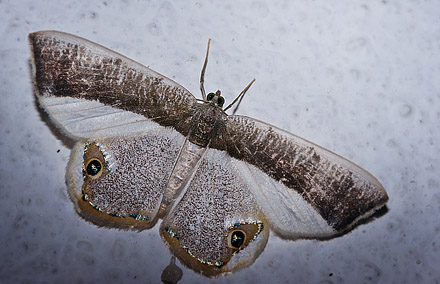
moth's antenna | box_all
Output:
[200,39,211,100]
[224,78,256,114]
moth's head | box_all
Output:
[206,90,225,108]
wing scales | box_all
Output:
[67,127,185,230]
[160,148,269,277]
[42,96,158,138]
[212,115,388,235]
[29,30,196,139]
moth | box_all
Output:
[29,31,388,277]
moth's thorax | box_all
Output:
[188,103,227,147]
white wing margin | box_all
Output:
[232,158,335,239]
[40,96,160,138]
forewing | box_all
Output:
[160,148,269,277]
[29,30,196,139]
[211,115,388,239]
[68,127,185,230]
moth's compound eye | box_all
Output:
[217,96,225,107]
[229,230,246,249]
[85,159,103,178]
[207,93,215,101]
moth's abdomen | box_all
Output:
[158,139,207,218]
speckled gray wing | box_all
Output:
[29,30,196,139]
[210,115,388,239]
[160,148,269,277]
[67,127,185,230]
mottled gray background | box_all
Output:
[1,1,439,283]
